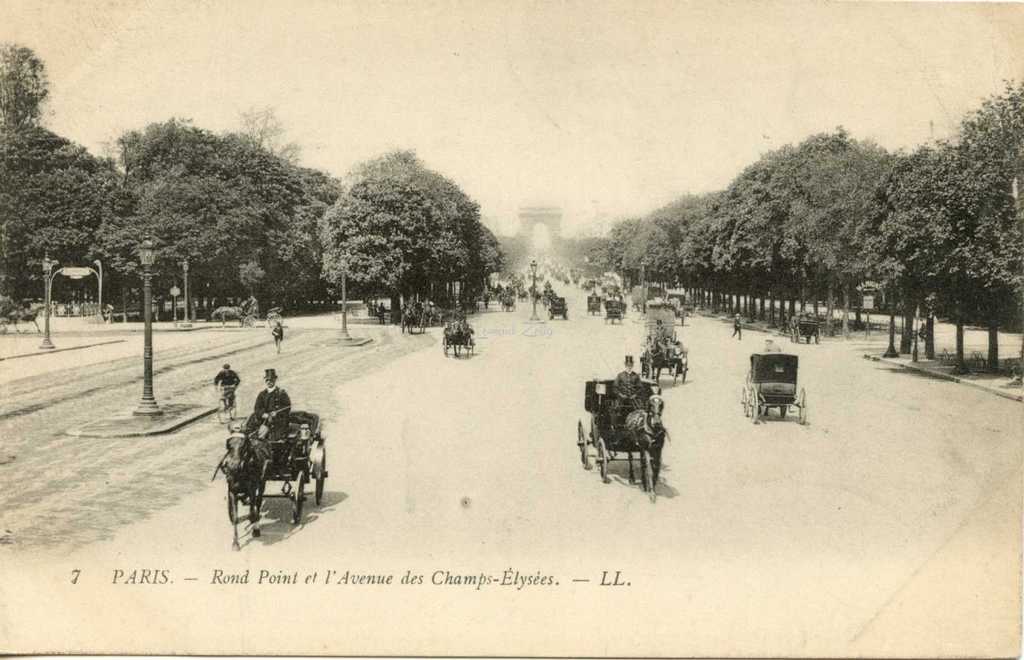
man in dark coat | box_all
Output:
[247,368,292,463]
[614,355,643,423]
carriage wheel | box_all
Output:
[751,395,761,424]
[315,451,326,506]
[741,386,749,416]
[642,450,656,503]
[577,420,591,470]
[292,471,307,524]
[595,432,610,483]
[798,388,808,425]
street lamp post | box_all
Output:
[93,259,103,321]
[40,254,58,350]
[529,259,539,321]
[340,260,351,340]
[134,238,162,416]
[180,258,192,327]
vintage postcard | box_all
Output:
[1,0,1022,656]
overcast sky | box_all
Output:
[3,0,1022,235]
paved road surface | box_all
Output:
[0,288,1019,656]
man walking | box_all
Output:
[272,320,284,353]
[732,313,742,340]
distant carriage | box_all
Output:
[548,296,568,320]
[587,294,603,315]
[442,319,475,357]
[741,352,808,425]
[577,378,666,502]
[0,300,43,334]
[639,301,688,383]
[790,316,821,344]
[401,301,428,334]
[604,299,624,324]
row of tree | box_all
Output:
[586,83,1022,372]
[0,44,502,319]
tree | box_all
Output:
[237,106,301,165]
[0,44,49,130]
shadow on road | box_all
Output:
[241,491,349,549]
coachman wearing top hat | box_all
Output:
[248,368,292,451]
[614,355,643,421]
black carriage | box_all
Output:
[548,296,568,320]
[604,299,624,324]
[577,378,664,502]
[443,320,475,356]
[587,294,603,315]
[741,353,807,424]
[639,302,688,383]
[791,317,821,344]
[218,410,328,550]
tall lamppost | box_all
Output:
[39,254,58,350]
[93,259,103,321]
[340,258,351,340]
[134,238,162,416]
[883,292,899,358]
[180,257,192,327]
[529,259,539,321]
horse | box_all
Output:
[211,306,245,327]
[1,303,44,333]
[213,428,267,550]
[401,301,426,334]
[500,292,516,312]
[623,395,667,498]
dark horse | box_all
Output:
[401,301,426,334]
[213,428,267,550]
[623,395,667,501]
[0,302,44,333]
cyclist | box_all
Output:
[214,363,241,411]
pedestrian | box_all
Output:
[272,320,284,353]
[732,313,742,340]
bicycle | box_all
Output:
[217,385,238,423]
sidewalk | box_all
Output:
[863,353,1023,403]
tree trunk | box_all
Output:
[758,295,765,321]
[769,293,775,326]
[390,292,402,324]
[826,280,835,336]
[954,315,966,374]
[841,283,850,338]
[925,315,935,360]
[987,319,999,371]
[900,301,914,354]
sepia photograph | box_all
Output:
[0,0,1022,656]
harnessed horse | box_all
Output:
[622,394,667,493]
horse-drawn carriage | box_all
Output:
[741,353,807,425]
[499,290,516,312]
[587,294,603,315]
[548,296,568,320]
[401,301,429,334]
[443,318,475,357]
[604,299,624,324]
[577,378,666,502]
[790,316,821,344]
[639,301,688,383]
[211,301,282,328]
[215,410,328,550]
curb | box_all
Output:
[863,354,1023,403]
[66,403,219,438]
[0,339,127,362]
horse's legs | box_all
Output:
[627,452,635,483]
[32,319,40,333]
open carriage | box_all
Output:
[216,410,328,550]
[741,353,808,424]
[640,301,688,383]
[443,319,475,356]
[587,294,603,315]
[577,378,665,502]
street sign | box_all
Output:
[862,295,874,310]
[60,266,92,279]
[169,286,181,297]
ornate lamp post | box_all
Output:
[134,238,162,416]
[883,292,899,358]
[529,259,539,321]
[39,254,58,350]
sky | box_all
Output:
[3,0,1022,236]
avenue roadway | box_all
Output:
[0,284,1020,656]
